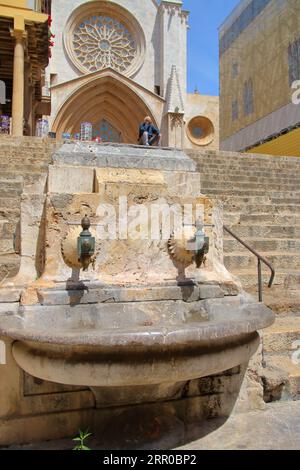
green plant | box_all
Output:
[73,429,92,451]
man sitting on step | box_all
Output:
[138,116,162,146]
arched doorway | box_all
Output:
[97,119,122,143]
[52,73,157,144]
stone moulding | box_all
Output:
[52,142,197,172]
[0,296,274,389]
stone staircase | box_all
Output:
[0,137,60,282]
[188,149,300,403]
[0,140,299,405]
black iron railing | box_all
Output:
[224,225,275,302]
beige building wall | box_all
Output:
[185,93,219,150]
[219,0,300,153]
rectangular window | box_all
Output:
[232,100,239,121]
[35,0,51,14]
[288,38,300,86]
[232,63,239,78]
[243,79,254,116]
[154,85,161,96]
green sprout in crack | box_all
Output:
[73,429,92,451]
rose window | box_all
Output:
[72,16,137,73]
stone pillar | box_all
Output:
[168,113,184,149]
[159,1,189,99]
[11,30,26,137]
[24,61,34,136]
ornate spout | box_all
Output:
[168,219,210,269]
[77,216,95,271]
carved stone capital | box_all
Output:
[169,112,184,128]
[10,29,27,42]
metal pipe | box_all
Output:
[258,258,262,303]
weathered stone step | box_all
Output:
[199,151,299,159]
[219,198,300,209]
[0,147,52,154]
[261,288,300,315]
[263,354,300,401]
[199,159,300,167]
[224,238,300,252]
[199,160,300,169]
[0,150,54,163]
[224,212,300,227]
[202,177,300,187]
[0,216,17,254]
[229,266,287,288]
[202,181,300,191]
[201,178,300,189]
[0,239,14,254]
[0,146,53,153]
[205,189,273,197]
[263,316,300,354]
[0,179,23,188]
[0,188,22,198]
[0,138,60,149]
[0,136,53,144]
[0,219,16,238]
[224,225,300,238]
[230,265,300,292]
[0,173,24,182]
[0,198,21,211]
[223,204,300,215]
[0,166,48,176]
[267,192,300,200]
[202,186,300,197]
[0,174,44,191]
[219,194,300,203]
[220,198,300,209]
[224,252,300,270]
[200,167,300,177]
[284,274,300,289]
[193,152,300,165]
[198,164,300,173]
[0,254,20,282]
[0,208,19,221]
[3,156,52,166]
[201,170,300,180]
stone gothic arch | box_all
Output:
[52,72,158,143]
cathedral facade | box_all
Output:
[47,0,219,149]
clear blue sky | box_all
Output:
[184,0,241,96]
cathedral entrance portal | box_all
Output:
[97,119,122,143]
[51,73,157,144]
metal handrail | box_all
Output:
[224,225,275,303]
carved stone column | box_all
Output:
[11,29,27,137]
[168,112,185,149]
[24,60,34,136]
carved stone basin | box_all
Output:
[0,294,274,390]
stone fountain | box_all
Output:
[0,143,274,449]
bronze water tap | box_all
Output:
[77,216,95,271]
